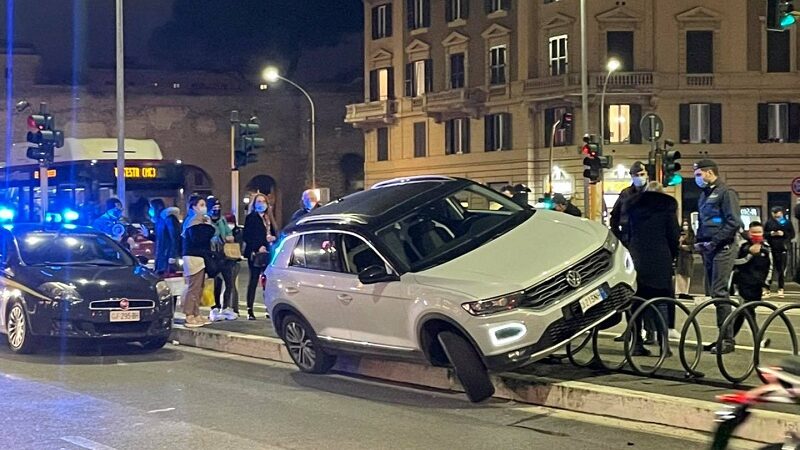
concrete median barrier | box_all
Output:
[170,325,800,445]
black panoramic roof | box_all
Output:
[287,177,472,233]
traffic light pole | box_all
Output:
[548,120,561,194]
[115,0,126,210]
[230,111,240,224]
[39,162,48,223]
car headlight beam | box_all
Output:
[38,282,82,303]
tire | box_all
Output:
[437,330,494,403]
[140,336,169,351]
[6,302,36,354]
[281,314,336,374]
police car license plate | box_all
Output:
[579,288,606,313]
[110,310,140,322]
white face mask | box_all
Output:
[632,176,648,188]
[196,206,208,216]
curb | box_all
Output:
[170,326,800,444]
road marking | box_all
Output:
[60,436,116,450]
[147,407,175,414]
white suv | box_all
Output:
[265,176,636,402]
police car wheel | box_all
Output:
[6,302,36,354]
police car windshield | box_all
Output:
[375,183,533,272]
[18,232,135,267]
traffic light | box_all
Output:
[26,113,64,164]
[235,116,265,168]
[662,140,682,187]
[581,134,602,183]
[768,0,797,31]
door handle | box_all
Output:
[284,287,299,294]
[337,294,353,303]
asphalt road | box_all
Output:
[0,342,719,450]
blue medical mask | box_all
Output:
[632,176,648,188]
[255,203,267,213]
[694,176,708,189]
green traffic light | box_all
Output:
[781,13,797,28]
[667,173,683,186]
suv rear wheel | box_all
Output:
[437,330,494,402]
[282,314,337,374]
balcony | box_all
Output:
[421,88,487,123]
[344,99,397,128]
[523,74,581,93]
[683,74,714,88]
[594,72,655,90]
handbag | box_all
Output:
[250,251,269,268]
[204,252,223,277]
[223,242,242,260]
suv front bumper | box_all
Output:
[483,283,633,372]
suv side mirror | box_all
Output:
[358,265,400,284]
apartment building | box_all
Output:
[346,0,800,220]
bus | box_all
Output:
[0,138,212,224]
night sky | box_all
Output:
[0,0,363,83]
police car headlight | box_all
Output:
[155,281,171,300]
[462,292,523,316]
[38,282,83,303]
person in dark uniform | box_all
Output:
[610,161,648,246]
[693,159,742,355]
[764,206,795,298]
[552,193,581,217]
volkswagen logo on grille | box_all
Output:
[565,270,582,288]
[119,298,130,310]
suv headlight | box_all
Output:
[602,230,619,253]
[156,281,171,300]
[462,292,523,316]
[38,282,82,302]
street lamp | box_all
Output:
[262,67,317,189]
[600,58,621,146]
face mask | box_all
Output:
[211,209,221,219]
[695,176,708,189]
[750,234,764,244]
[197,206,208,216]
[255,203,267,213]
[632,176,647,188]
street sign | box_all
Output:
[639,113,664,142]
[792,176,800,196]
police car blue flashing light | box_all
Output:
[63,209,80,222]
[0,207,15,221]
[45,213,62,223]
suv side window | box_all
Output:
[302,233,343,272]
[289,236,306,267]
[341,234,386,275]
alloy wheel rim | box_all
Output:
[7,306,25,349]
[285,321,316,369]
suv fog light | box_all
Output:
[489,323,526,347]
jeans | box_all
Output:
[701,243,736,342]
[246,259,265,313]
[732,286,762,338]
[771,249,787,290]
[213,260,237,310]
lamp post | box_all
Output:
[263,67,317,189]
[599,58,621,147]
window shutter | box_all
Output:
[372,7,379,39]
[462,0,469,18]
[788,103,800,143]
[602,105,610,143]
[387,67,395,99]
[502,0,511,10]
[679,104,690,143]
[462,118,471,153]
[709,103,722,144]
[629,104,642,144]
[484,0,492,13]
[407,0,415,28]
[485,115,495,151]
[385,5,393,37]
[422,0,430,27]
[544,108,555,147]
[414,122,427,157]
[369,70,378,101]
[445,0,452,22]
[757,103,768,143]
[405,63,413,97]
[502,114,512,150]
[424,59,433,93]
[565,107,575,145]
[445,120,453,154]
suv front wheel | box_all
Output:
[437,330,495,402]
[282,314,337,374]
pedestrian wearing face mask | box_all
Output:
[610,161,648,246]
[290,189,321,222]
[206,196,238,321]
[92,198,127,245]
[676,219,696,301]
[181,195,215,328]
[243,193,277,320]
[731,221,773,339]
[693,159,742,355]
[764,206,795,298]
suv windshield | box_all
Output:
[375,183,532,272]
[18,232,135,266]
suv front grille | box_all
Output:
[520,248,612,309]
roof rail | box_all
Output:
[296,214,368,226]
[371,175,455,189]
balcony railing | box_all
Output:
[344,99,397,127]
[595,72,655,89]
[421,88,487,122]
[685,74,714,88]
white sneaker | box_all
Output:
[209,308,224,322]
[222,308,238,320]
[777,289,784,298]
[763,290,772,298]
[668,329,681,340]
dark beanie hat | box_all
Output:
[629,161,645,174]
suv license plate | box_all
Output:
[579,289,606,313]
[110,310,140,322]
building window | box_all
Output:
[414,122,427,157]
[445,118,470,154]
[489,45,507,85]
[548,35,568,76]
[377,128,389,161]
[446,0,468,22]
[604,104,642,144]
[485,0,510,14]
[369,67,394,101]
[485,113,512,151]
[407,0,430,30]
[405,59,433,97]
[758,103,800,143]
[544,107,573,147]
[172,83,181,89]
[450,53,465,89]
[767,30,791,73]
[686,31,713,73]
[679,103,722,144]
[372,4,392,39]
[606,31,633,71]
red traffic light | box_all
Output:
[581,144,597,157]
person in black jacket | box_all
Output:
[731,221,773,337]
[552,193,582,217]
[243,193,277,320]
[610,161,648,246]
[693,159,742,354]
[626,182,680,356]
[764,206,795,298]
[290,189,320,223]
[151,198,181,275]
[181,195,216,328]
